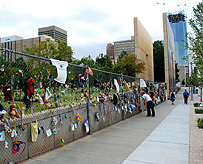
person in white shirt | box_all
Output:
[142,91,155,117]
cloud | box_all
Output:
[72,42,107,59]
[0,0,202,59]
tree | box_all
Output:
[185,2,203,84]
[23,38,74,89]
[95,53,113,71]
[175,63,180,83]
[153,40,165,82]
[80,56,95,67]
[117,51,128,62]
[113,53,145,77]
[55,40,74,63]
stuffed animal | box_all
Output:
[76,113,81,122]
[2,84,13,102]
[84,90,88,98]
[8,104,20,119]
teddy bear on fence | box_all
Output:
[2,84,14,102]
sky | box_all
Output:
[0,0,202,60]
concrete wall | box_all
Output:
[162,13,176,98]
[0,92,144,164]
[178,65,186,86]
[134,17,154,81]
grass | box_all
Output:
[0,87,115,119]
[195,108,203,114]
[197,118,203,129]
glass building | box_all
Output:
[168,11,189,66]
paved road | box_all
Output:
[23,88,195,164]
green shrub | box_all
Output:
[195,109,203,114]
[194,103,201,107]
[197,118,203,129]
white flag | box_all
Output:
[50,59,68,84]
[114,79,119,93]
[140,79,147,88]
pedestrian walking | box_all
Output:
[183,89,189,104]
[150,92,156,116]
[142,91,155,117]
[170,90,176,105]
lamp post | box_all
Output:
[156,2,166,12]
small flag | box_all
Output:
[60,102,63,106]
[86,65,93,76]
[46,103,52,107]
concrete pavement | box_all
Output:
[22,88,199,164]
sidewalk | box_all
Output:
[23,88,195,164]
[189,89,203,164]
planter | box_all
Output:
[194,102,201,107]
[195,108,203,114]
[197,118,203,129]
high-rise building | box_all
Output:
[167,11,189,86]
[167,11,188,66]
[38,25,67,43]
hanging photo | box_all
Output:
[46,129,52,137]
[71,124,75,131]
[75,123,78,129]
[0,131,5,141]
[52,126,57,134]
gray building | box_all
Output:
[107,36,135,63]
[38,25,67,43]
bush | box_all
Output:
[195,109,203,114]
[194,103,201,107]
[197,118,203,129]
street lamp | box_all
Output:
[156,2,165,5]
[177,4,186,6]
[156,2,166,12]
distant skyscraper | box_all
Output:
[167,11,188,66]
[38,25,67,43]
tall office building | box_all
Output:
[38,25,67,43]
[168,11,188,66]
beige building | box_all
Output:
[1,35,53,61]
[107,18,154,81]
[113,36,135,63]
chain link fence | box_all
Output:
[0,48,167,164]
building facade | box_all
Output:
[163,13,176,98]
[106,43,114,59]
[134,18,154,81]
[106,18,154,81]
[113,36,135,62]
[167,11,189,86]
[168,11,188,66]
[38,25,67,43]
[1,35,52,61]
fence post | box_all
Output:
[54,82,58,108]
[121,73,125,120]
[87,72,91,135]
